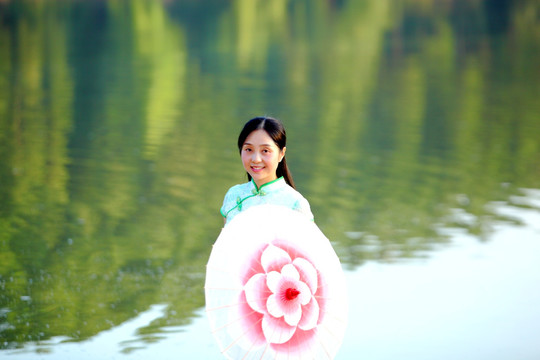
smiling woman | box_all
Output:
[241,129,285,188]
[237,117,293,188]
[220,117,314,225]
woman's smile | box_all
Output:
[241,130,286,188]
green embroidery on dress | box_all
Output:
[252,177,282,192]
[236,196,243,211]
[223,177,283,218]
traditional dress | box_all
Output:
[221,177,313,224]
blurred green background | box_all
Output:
[1,0,539,357]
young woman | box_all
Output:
[220,116,313,225]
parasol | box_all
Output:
[205,205,348,359]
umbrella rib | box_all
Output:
[206,256,267,283]
[320,322,340,342]
[313,327,333,359]
[258,344,270,360]
[204,286,243,291]
[210,307,261,334]
[205,262,263,276]
[205,264,238,274]
[206,302,244,312]
[221,313,265,355]
[294,327,317,359]
[240,338,269,360]
[318,310,348,326]
[313,318,348,359]
[205,298,255,312]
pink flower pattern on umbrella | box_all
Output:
[243,244,321,345]
[205,205,347,359]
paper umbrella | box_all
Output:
[205,205,348,359]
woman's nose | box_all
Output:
[252,151,261,162]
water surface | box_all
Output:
[1,1,540,359]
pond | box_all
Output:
[1,1,540,359]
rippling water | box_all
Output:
[1,1,540,359]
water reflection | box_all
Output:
[1,0,540,357]
[5,196,540,359]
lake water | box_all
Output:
[1,1,540,359]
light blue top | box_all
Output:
[221,177,314,224]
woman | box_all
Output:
[220,116,313,225]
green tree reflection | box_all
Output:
[0,0,539,352]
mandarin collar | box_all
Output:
[250,177,286,195]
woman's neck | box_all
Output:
[252,176,282,190]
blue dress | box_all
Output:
[220,177,314,224]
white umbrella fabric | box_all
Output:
[205,205,348,359]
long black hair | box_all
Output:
[237,116,296,189]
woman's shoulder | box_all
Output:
[283,185,314,220]
[229,181,252,191]
[223,181,252,198]
[280,182,308,199]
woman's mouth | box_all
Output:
[251,166,264,173]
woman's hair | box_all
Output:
[237,116,296,189]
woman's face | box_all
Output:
[241,130,286,188]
